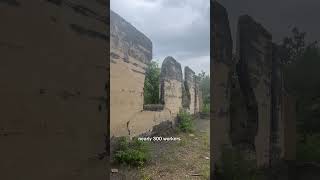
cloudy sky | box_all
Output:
[111,0,210,75]
[220,0,320,46]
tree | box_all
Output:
[144,61,160,104]
[198,71,210,112]
[279,27,318,65]
[280,27,320,140]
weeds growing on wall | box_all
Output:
[177,108,194,132]
[114,137,151,167]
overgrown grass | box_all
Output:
[114,137,151,167]
[200,163,210,180]
[177,108,194,132]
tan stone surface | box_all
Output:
[212,1,233,165]
[110,11,196,138]
[163,79,183,115]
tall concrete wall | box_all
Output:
[195,76,202,113]
[126,56,184,138]
[184,66,197,114]
[110,12,202,138]
[212,1,296,171]
[160,56,184,115]
[237,15,273,166]
[211,1,233,165]
[270,43,284,164]
[110,10,152,137]
[0,1,107,179]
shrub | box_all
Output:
[114,137,151,167]
[177,108,194,132]
[202,103,210,113]
[144,61,160,104]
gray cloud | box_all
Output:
[220,0,320,45]
[111,0,210,74]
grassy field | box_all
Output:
[110,117,210,180]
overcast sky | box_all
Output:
[111,0,210,75]
[220,0,320,46]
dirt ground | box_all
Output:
[110,117,210,180]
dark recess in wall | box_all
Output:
[69,24,107,40]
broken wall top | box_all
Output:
[238,15,272,40]
[160,56,183,82]
[237,14,273,79]
[110,10,152,64]
[184,66,195,84]
[213,1,233,65]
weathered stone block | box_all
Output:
[211,0,233,167]
[160,56,183,115]
[110,13,200,139]
[183,66,196,113]
[110,10,152,64]
[237,14,273,167]
[110,10,153,137]
[212,2,296,175]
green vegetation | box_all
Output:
[114,137,151,167]
[198,71,210,113]
[177,108,194,132]
[279,27,320,162]
[202,103,210,113]
[200,163,210,180]
[144,60,161,104]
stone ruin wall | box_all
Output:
[196,80,203,113]
[110,11,202,138]
[159,56,184,116]
[184,66,197,114]
[212,1,296,169]
[0,1,108,179]
[237,15,273,166]
[110,10,154,137]
[212,1,233,165]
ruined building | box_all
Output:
[212,1,296,170]
[0,1,108,179]
[110,11,202,138]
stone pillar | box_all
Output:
[160,56,183,115]
[270,43,283,165]
[184,66,196,114]
[237,15,273,167]
[195,75,202,114]
[211,1,233,168]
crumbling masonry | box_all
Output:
[212,1,296,170]
[110,11,202,138]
